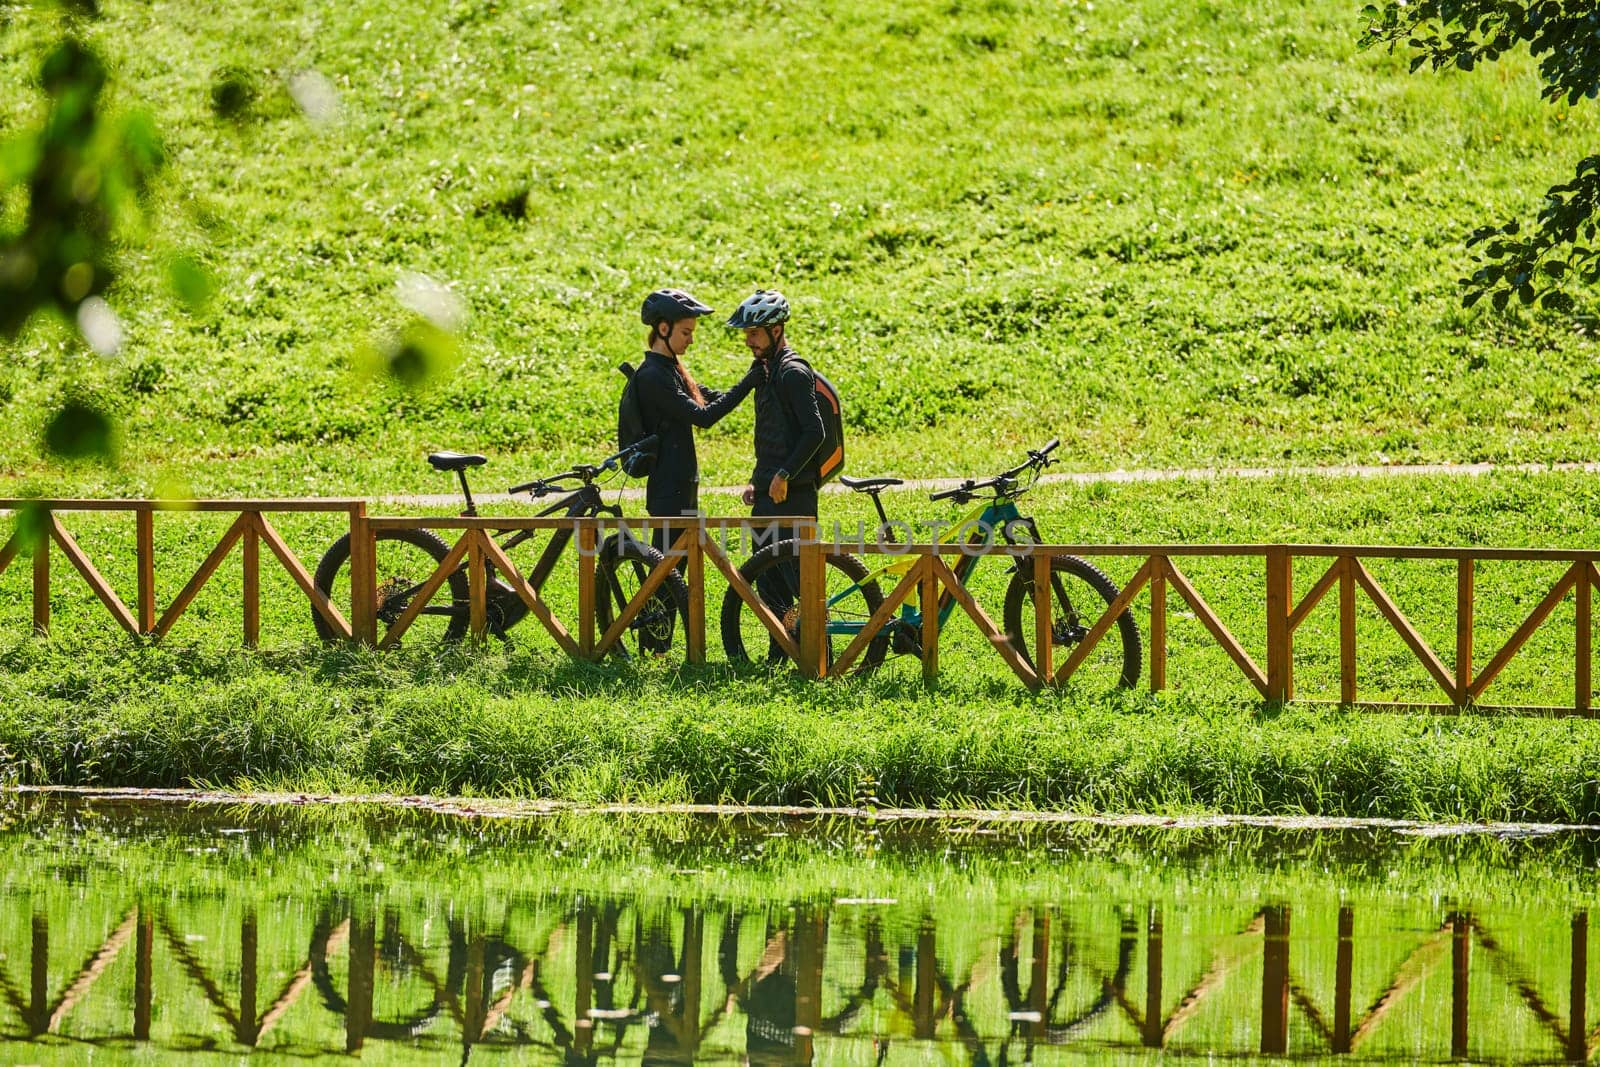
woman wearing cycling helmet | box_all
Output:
[633,288,763,543]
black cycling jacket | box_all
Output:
[751,347,826,486]
[633,351,759,516]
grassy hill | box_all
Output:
[2,0,1598,498]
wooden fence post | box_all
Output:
[1265,547,1292,702]
[797,524,826,679]
[242,513,260,648]
[1032,552,1054,683]
[578,521,596,659]
[920,552,939,684]
[348,504,375,646]
[467,529,486,641]
[1578,563,1591,715]
[1339,556,1356,705]
[32,514,49,636]
[1457,558,1474,706]
[1149,556,1167,692]
[686,520,706,666]
[136,507,155,635]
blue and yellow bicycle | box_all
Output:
[719,440,1142,686]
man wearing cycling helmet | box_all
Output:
[725,289,825,526]
[634,288,763,548]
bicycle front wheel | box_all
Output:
[719,541,887,674]
[312,528,469,644]
[1003,555,1141,689]
[593,535,690,658]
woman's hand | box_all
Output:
[741,483,756,506]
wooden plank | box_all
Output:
[33,521,49,635]
[1340,557,1357,705]
[1150,556,1166,692]
[1288,558,1342,633]
[136,509,155,634]
[1163,560,1270,696]
[347,506,375,646]
[48,515,139,637]
[797,539,827,679]
[1265,547,1293,702]
[1054,557,1154,687]
[686,525,705,665]
[1467,561,1581,703]
[477,534,580,657]
[468,530,487,641]
[930,555,1038,689]
[831,557,921,677]
[699,533,801,663]
[0,499,365,512]
[0,529,20,578]
[1457,559,1474,705]
[1580,564,1592,715]
[155,513,251,640]
[243,516,260,648]
[378,531,471,650]
[921,551,940,683]
[1032,553,1054,682]
[594,527,694,658]
[1352,559,1458,702]
[255,513,351,640]
[578,522,596,658]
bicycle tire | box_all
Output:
[312,528,469,643]
[593,535,691,658]
[719,540,888,674]
[1002,554,1141,688]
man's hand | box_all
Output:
[768,473,789,505]
[741,483,757,507]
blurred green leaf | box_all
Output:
[10,502,50,558]
[168,255,213,311]
[209,68,258,120]
[42,399,114,460]
[360,318,461,391]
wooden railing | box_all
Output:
[836,542,1600,712]
[3,501,1597,712]
[0,500,363,646]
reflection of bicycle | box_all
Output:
[720,439,1141,687]
[311,438,688,655]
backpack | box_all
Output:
[616,362,656,478]
[784,357,845,486]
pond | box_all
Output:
[1,792,1597,1064]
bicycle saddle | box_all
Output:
[840,476,904,493]
[427,451,488,472]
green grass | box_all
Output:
[2,0,1600,496]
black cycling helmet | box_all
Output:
[641,288,713,326]
[725,289,790,329]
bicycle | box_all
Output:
[311,438,689,655]
[719,439,1142,687]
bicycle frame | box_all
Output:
[825,497,1036,640]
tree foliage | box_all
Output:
[1363,1,1600,312]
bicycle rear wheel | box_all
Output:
[312,528,469,644]
[1003,555,1141,689]
[719,540,887,673]
[593,535,690,658]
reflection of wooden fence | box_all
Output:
[4,501,1599,712]
[3,897,1592,1061]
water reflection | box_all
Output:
[2,797,1598,1064]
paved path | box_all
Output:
[376,461,1600,508]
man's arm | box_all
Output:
[777,363,825,478]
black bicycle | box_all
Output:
[311,438,689,654]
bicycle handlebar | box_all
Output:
[929,439,1058,504]
[508,435,660,495]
